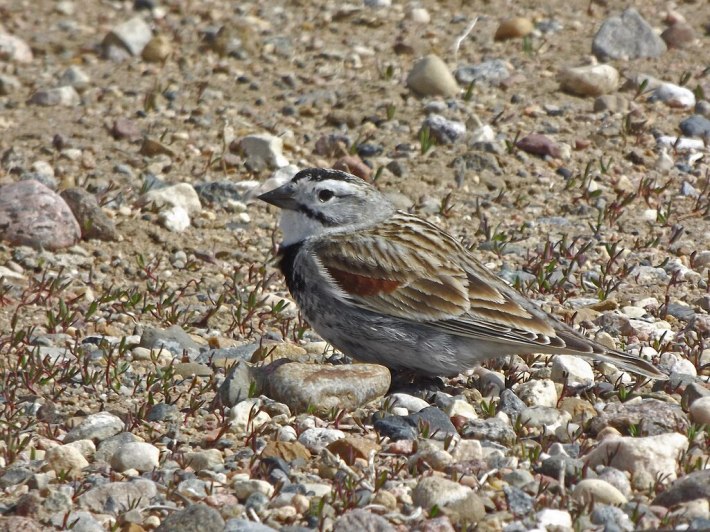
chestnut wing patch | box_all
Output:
[313,230,470,321]
[325,266,400,296]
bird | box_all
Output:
[258,167,667,380]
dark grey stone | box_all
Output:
[590,504,633,531]
[680,115,710,138]
[653,470,710,507]
[461,418,516,446]
[156,504,225,532]
[218,361,258,407]
[503,485,534,517]
[535,455,584,484]
[146,403,180,422]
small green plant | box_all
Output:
[419,125,435,155]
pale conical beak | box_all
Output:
[258,183,299,210]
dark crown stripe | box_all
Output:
[292,168,357,183]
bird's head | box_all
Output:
[259,168,395,245]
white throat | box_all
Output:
[279,210,326,246]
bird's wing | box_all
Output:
[311,212,562,347]
[310,212,667,380]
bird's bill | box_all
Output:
[258,183,299,210]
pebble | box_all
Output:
[589,398,689,436]
[155,503,225,532]
[592,8,667,60]
[412,476,485,522]
[0,74,21,95]
[229,399,271,433]
[50,511,102,532]
[58,66,91,92]
[140,325,202,357]
[536,454,584,484]
[504,485,534,516]
[60,188,118,241]
[590,504,634,531]
[332,155,372,181]
[84,489,133,517]
[139,183,202,216]
[649,83,695,108]
[262,440,310,461]
[46,445,89,478]
[537,508,572,530]
[173,361,213,378]
[0,31,33,62]
[585,433,689,481]
[680,115,710,138]
[515,134,561,159]
[558,64,619,96]
[265,362,390,414]
[494,17,534,40]
[455,60,511,86]
[224,519,277,531]
[652,469,710,507]
[661,22,696,49]
[298,427,345,453]
[461,418,516,446]
[184,449,223,471]
[689,396,710,425]
[28,86,80,106]
[422,114,466,144]
[142,35,172,62]
[233,478,275,500]
[515,379,558,407]
[102,16,153,57]
[406,55,459,97]
[409,8,431,24]
[519,405,571,431]
[95,433,139,463]
[219,361,256,407]
[110,442,160,472]
[333,509,395,532]
[572,479,628,505]
[65,412,124,443]
[388,393,429,413]
[551,356,594,385]
[593,94,629,113]
[238,134,290,171]
[376,406,456,441]
[327,436,380,464]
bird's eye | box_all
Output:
[318,189,334,202]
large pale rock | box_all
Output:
[585,433,688,482]
[0,180,80,250]
[406,55,459,97]
[559,64,619,96]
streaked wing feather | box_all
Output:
[311,213,667,379]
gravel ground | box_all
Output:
[0,1,709,531]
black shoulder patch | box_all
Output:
[278,241,306,294]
